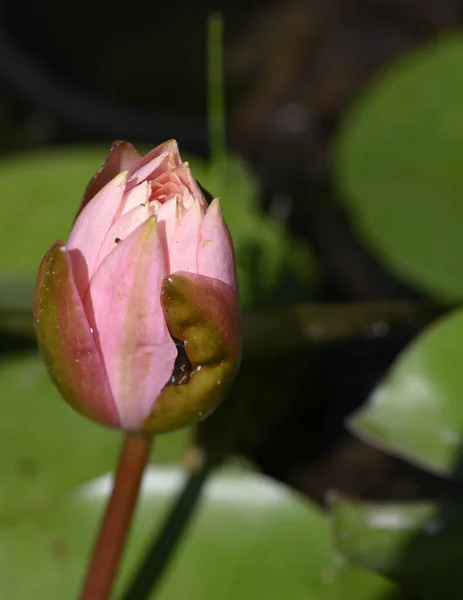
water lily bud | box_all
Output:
[35,140,240,432]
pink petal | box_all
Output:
[35,241,118,427]
[67,172,128,299]
[78,141,142,217]
[155,196,182,269]
[197,199,237,291]
[128,140,181,187]
[168,198,205,274]
[97,203,151,265]
[120,180,151,216]
[84,216,177,430]
[178,162,208,208]
[150,181,180,203]
[151,163,207,209]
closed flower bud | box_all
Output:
[35,140,240,432]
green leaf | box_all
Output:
[350,307,463,476]
[331,494,463,600]
[0,467,402,600]
[0,147,106,276]
[336,33,463,301]
[0,353,190,516]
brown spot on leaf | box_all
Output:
[50,539,68,559]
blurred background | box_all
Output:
[3,1,463,598]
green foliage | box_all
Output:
[330,31,463,599]
[188,155,315,308]
[0,345,399,599]
[0,353,120,515]
[336,33,463,301]
[0,466,402,599]
[0,147,104,275]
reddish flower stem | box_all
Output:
[80,432,153,600]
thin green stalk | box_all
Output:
[207,12,226,165]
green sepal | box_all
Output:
[142,272,240,432]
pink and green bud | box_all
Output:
[34,140,240,432]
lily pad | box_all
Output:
[0,466,402,599]
[0,146,105,276]
[0,353,190,516]
[331,494,463,600]
[350,307,463,477]
[336,33,463,301]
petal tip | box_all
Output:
[116,171,128,186]
[146,214,158,230]
[209,198,221,210]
